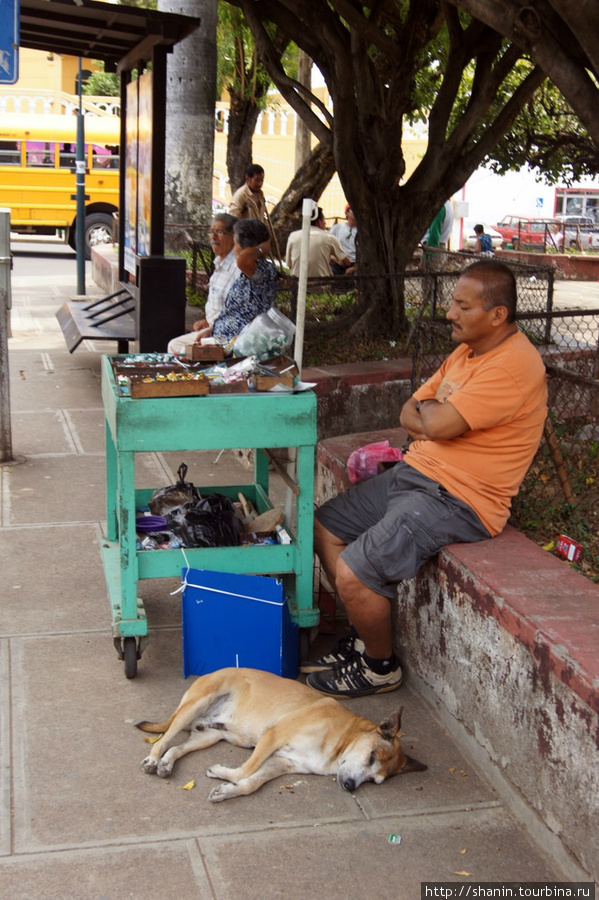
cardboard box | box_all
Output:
[181,569,298,679]
[127,376,209,398]
[183,342,225,361]
[208,379,249,394]
[248,355,298,392]
[248,372,295,391]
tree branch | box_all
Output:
[234,0,333,144]
[445,0,599,147]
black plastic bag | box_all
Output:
[149,463,201,516]
[166,493,240,548]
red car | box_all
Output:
[495,215,560,247]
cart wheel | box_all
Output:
[123,637,138,679]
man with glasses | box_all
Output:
[167,214,239,355]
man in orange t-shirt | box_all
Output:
[304,260,547,699]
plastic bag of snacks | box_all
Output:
[233,308,296,360]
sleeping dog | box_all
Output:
[137,667,426,801]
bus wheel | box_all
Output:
[83,213,114,259]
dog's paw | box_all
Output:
[206,764,233,781]
[156,759,174,778]
[141,756,158,774]
[209,783,236,802]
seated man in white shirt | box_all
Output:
[285,206,350,278]
[168,214,240,355]
[330,204,357,275]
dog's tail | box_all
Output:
[135,714,176,734]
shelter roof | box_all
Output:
[20,0,199,69]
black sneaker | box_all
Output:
[306,651,403,697]
[300,633,365,674]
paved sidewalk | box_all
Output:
[0,266,567,899]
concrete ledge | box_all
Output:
[317,427,599,881]
[316,426,408,505]
[303,361,412,439]
[498,248,599,280]
[91,244,120,295]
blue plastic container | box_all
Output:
[181,568,298,679]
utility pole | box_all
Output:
[0,209,13,463]
[75,57,86,295]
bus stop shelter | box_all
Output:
[18,0,201,352]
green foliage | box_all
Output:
[483,80,599,185]
[82,68,120,97]
[218,4,296,106]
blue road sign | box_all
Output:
[0,0,20,85]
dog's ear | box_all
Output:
[401,754,428,773]
[378,707,403,740]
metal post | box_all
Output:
[293,197,315,375]
[0,208,13,463]
[286,199,315,526]
[75,57,86,295]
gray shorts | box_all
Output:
[315,462,490,598]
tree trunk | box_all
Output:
[226,93,262,191]
[158,0,217,230]
[294,51,312,169]
[269,141,336,247]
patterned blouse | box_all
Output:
[212,259,278,341]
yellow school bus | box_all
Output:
[0,113,120,258]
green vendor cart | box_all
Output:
[101,354,319,678]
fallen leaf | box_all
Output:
[182,780,195,790]
[454,871,473,877]
[143,734,163,744]
[448,767,456,774]
[459,849,468,855]
[542,541,555,551]
[460,769,467,777]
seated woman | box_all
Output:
[210,219,278,343]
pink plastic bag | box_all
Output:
[346,440,403,484]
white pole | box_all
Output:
[286,198,315,529]
[293,198,315,375]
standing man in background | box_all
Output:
[229,164,267,223]
[423,200,454,250]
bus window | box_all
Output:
[0,141,20,165]
[92,144,119,169]
[26,141,55,167]
[59,143,77,168]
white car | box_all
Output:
[462,221,504,251]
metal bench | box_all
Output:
[56,256,187,354]
[56,288,136,353]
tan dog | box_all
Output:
[137,667,426,801]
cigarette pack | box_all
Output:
[556,534,583,563]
